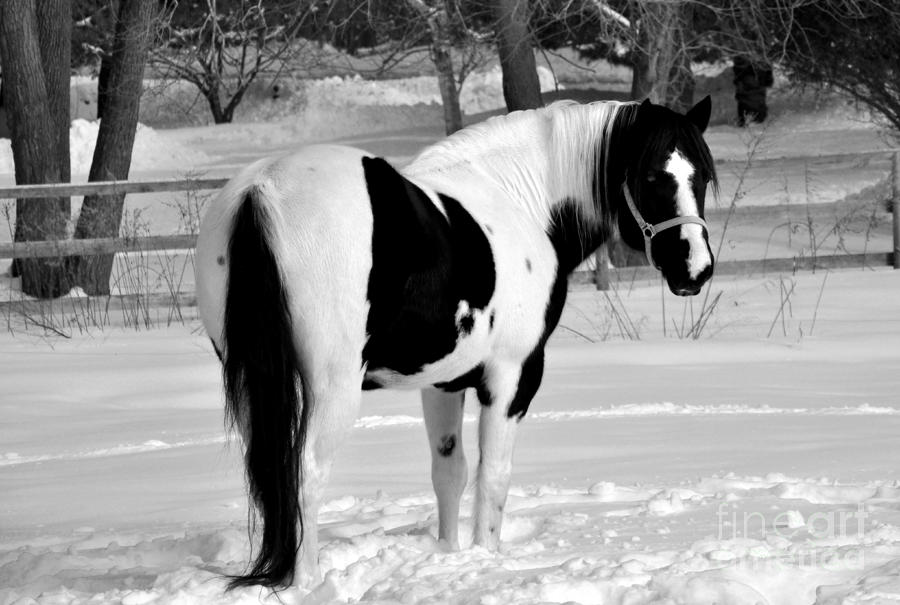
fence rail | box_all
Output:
[0,235,197,260]
[0,176,220,261]
[0,166,898,285]
[0,177,229,200]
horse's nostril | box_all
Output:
[674,286,700,297]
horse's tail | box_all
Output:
[222,187,306,589]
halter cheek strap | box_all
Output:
[622,184,708,268]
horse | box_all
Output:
[195,96,718,590]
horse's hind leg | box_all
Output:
[421,387,468,549]
[288,269,368,584]
[294,354,363,585]
[474,352,545,549]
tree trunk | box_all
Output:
[430,6,463,134]
[434,43,463,134]
[205,87,230,124]
[667,4,695,113]
[0,0,72,298]
[493,0,542,112]
[222,83,252,125]
[630,29,653,101]
[96,1,121,120]
[97,51,113,120]
[37,0,72,183]
[669,49,695,114]
[406,0,464,134]
[647,3,676,106]
[630,2,694,112]
[71,0,156,295]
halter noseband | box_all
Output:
[622,184,708,268]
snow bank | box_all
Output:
[136,65,561,146]
[233,65,562,131]
[271,65,559,116]
[0,119,210,177]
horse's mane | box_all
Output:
[406,106,550,176]
[407,101,638,227]
[546,100,637,226]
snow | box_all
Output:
[299,66,561,116]
[2,266,900,604]
[0,119,210,177]
[2,67,900,603]
[0,65,557,180]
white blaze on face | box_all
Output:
[665,149,712,280]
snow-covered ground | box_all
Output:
[2,266,900,604]
[2,67,900,603]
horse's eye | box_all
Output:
[646,172,657,183]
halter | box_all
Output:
[622,184,708,268]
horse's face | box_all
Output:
[619,97,717,296]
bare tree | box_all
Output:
[0,0,72,298]
[528,0,695,109]
[407,0,463,133]
[388,0,488,134]
[628,1,695,111]
[494,0,543,111]
[768,1,900,134]
[70,0,159,295]
[151,0,311,124]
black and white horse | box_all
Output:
[195,97,717,589]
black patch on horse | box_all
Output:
[458,311,475,335]
[361,156,496,376]
[362,378,382,390]
[548,202,608,274]
[437,434,456,457]
[499,204,591,420]
[435,363,483,393]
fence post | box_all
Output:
[894,151,900,269]
[593,244,610,290]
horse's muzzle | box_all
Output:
[667,262,713,297]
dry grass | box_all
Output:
[1,182,210,338]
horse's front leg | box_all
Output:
[474,351,545,549]
[421,387,468,549]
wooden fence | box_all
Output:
[0,178,226,260]
[1,156,898,291]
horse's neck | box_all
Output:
[405,109,559,223]
[406,102,631,231]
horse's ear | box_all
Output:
[686,95,712,133]
[639,98,653,111]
